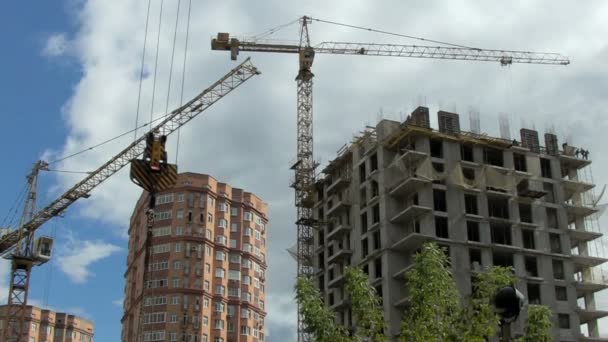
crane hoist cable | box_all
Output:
[175,0,192,164]
[149,0,165,127]
[1,184,27,227]
[134,0,153,141]
[163,0,181,117]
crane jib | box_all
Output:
[0,58,260,257]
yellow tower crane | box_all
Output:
[210,16,569,342]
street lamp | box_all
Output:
[493,286,525,341]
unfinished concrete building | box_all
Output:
[313,107,607,341]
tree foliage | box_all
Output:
[459,266,517,341]
[344,266,387,342]
[399,243,460,342]
[295,242,552,342]
[516,305,553,342]
[295,277,349,342]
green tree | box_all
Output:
[460,266,517,341]
[516,305,553,342]
[344,266,387,342]
[399,243,460,342]
[295,277,349,342]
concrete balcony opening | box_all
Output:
[566,203,599,224]
[388,176,430,198]
[572,254,608,274]
[560,153,592,170]
[562,178,595,201]
[327,248,353,264]
[326,173,351,194]
[577,307,608,325]
[392,149,428,170]
[390,205,431,224]
[391,233,432,253]
[568,228,603,248]
[326,223,351,242]
[326,198,351,217]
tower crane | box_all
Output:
[210,16,570,341]
[0,58,260,342]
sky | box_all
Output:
[1,0,608,341]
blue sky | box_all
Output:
[2,1,608,341]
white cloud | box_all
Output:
[56,237,121,283]
[43,33,70,57]
[112,298,123,308]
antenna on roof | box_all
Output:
[499,112,511,140]
[469,106,480,134]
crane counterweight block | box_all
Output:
[130,159,177,193]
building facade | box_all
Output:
[0,305,94,342]
[122,173,268,342]
[313,106,607,341]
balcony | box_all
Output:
[568,228,603,248]
[328,272,346,289]
[562,178,594,201]
[391,233,432,253]
[577,306,608,325]
[326,173,351,194]
[392,263,414,280]
[560,152,591,170]
[390,204,431,224]
[326,198,351,217]
[517,178,547,199]
[388,175,431,198]
[329,297,350,311]
[394,288,411,308]
[327,247,353,264]
[580,337,608,342]
[326,223,351,242]
[392,149,428,169]
[565,203,598,224]
[572,254,608,274]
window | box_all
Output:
[491,223,511,245]
[492,251,514,267]
[154,211,172,220]
[550,233,562,253]
[175,226,184,236]
[172,296,180,305]
[152,243,171,254]
[214,319,224,330]
[361,213,368,233]
[242,275,251,285]
[556,286,568,301]
[230,239,237,248]
[553,259,565,280]
[242,291,251,302]
[430,139,443,158]
[361,238,369,258]
[467,221,480,242]
[373,230,381,250]
[176,210,184,219]
[231,223,238,232]
[359,163,366,183]
[243,243,252,253]
[433,189,447,212]
[527,283,541,304]
[229,270,241,280]
[371,181,379,198]
[156,193,174,204]
[244,212,253,221]
[152,226,171,237]
[370,153,378,171]
[215,285,225,295]
[215,235,227,246]
[483,147,503,167]
[215,267,225,278]
[469,248,482,268]
[372,204,380,224]
[215,251,226,261]
[219,202,228,212]
[205,263,211,273]
[177,193,185,202]
[241,326,250,335]
[525,256,538,277]
[374,257,382,278]
[519,203,532,223]
[204,280,210,290]
[461,144,474,162]
[462,167,475,181]
[215,302,225,313]
[558,314,570,329]
[231,207,238,216]
[207,213,213,223]
[241,308,250,319]
[228,287,241,297]
[218,219,227,228]
[435,216,448,238]
[174,242,182,253]
[244,227,252,236]
[546,207,558,228]
[544,183,555,203]
[488,197,509,219]
[143,312,166,324]
[522,230,535,249]
[540,158,552,178]
[513,153,527,172]
[464,194,478,215]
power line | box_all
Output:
[311,17,480,50]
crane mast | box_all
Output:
[0,58,260,342]
[211,15,569,342]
